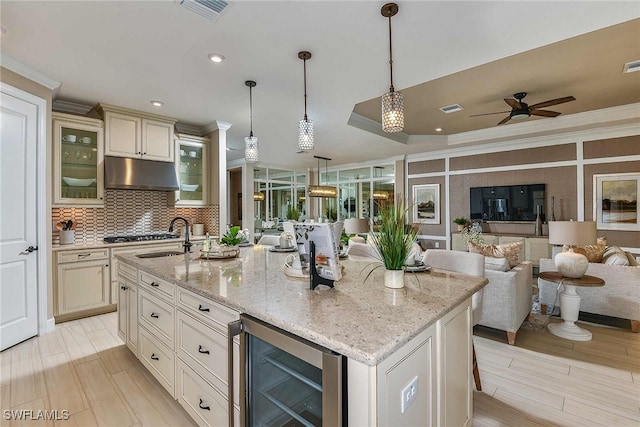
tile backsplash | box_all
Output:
[52,190,219,245]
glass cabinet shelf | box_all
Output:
[53,113,104,206]
[173,136,209,207]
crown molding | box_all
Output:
[347,112,409,144]
[174,122,205,136]
[0,54,61,93]
[203,120,233,133]
[52,99,93,115]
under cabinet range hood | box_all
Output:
[104,156,179,191]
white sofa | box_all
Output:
[477,260,533,345]
[538,257,640,332]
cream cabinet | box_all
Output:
[173,135,209,207]
[117,273,138,355]
[452,233,550,266]
[55,249,111,319]
[53,112,105,206]
[97,103,177,162]
[110,242,182,304]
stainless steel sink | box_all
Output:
[135,251,184,258]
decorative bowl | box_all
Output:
[62,177,97,187]
[181,184,200,192]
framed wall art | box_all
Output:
[413,184,440,224]
[593,173,639,231]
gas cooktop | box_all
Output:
[103,233,179,244]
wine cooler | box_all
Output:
[229,314,345,426]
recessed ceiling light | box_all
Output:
[623,60,640,73]
[439,104,464,114]
[150,100,164,107]
[435,128,442,132]
[207,53,225,63]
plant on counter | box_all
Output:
[366,200,418,288]
[220,225,250,246]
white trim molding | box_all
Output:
[347,112,409,144]
[0,54,61,93]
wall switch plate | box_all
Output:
[400,375,418,414]
[435,242,440,248]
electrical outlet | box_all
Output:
[400,376,418,414]
[434,242,440,248]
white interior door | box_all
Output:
[0,91,39,350]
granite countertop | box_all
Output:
[52,235,214,251]
[117,247,488,365]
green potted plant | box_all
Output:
[286,206,300,221]
[220,225,248,246]
[367,201,418,289]
[453,217,470,231]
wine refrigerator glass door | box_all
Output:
[239,315,343,427]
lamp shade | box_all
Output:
[548,221,597,246]
[308,185,337,198]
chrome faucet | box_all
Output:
[169,217,192,253]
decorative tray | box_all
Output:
[268,245,297,253]
[405,262,431,273]
[200,248,240,259]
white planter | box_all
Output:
[384,269,405,289]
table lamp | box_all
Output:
[548,221,597,278]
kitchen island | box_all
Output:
[117,246,488,426]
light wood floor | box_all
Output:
[2,312,639,426]
[473,318,640,426]
[0,312,196,427]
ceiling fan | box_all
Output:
[471,92,576,125]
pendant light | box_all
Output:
[298,51,314,151]
[253,192,265,201]
[244,80,259,163]
[381,3,404,133]
[308,155,337,198]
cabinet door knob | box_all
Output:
[198,304,210,312]
[150,312,159,318]
[198,399,210,411]
[198,345,210,355]
[121,286,128,290]
[150,282,160,287]
[150,353,159,361]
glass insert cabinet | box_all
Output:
[173,135,209,207]
[53,113,105,206]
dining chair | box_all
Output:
[422,249,485,391]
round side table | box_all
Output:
[538,271,605,341]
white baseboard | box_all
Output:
[43,317,56,334]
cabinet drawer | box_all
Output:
[176,310,231,397]
[177,359,228,427]
[138,289,175,349]
[117,261,137,282]
[139,270,175,302]
[177,288,239,331]
[57,248,109,264]
[139,327,175,397]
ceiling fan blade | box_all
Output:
[497,116,511,125]
[469,110,511,117]
[530,109,561,118]
[504,98,522,109]
[529,96,576,110]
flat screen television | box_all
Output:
[470,184,546,222]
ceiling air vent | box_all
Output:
[439,104,464,114]
[623,60,640,73]
[177,0,231,21]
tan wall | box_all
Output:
[450,143,576,170]
[584,135,640,159]
[1,67,55,319]
[407,158,445,175]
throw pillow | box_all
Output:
[484,256,511,272]
[468,241,522,267]
[602,246,630,266]
[627,252,639,267]
[565,236,607,263]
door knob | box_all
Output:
[25,246,38,253]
